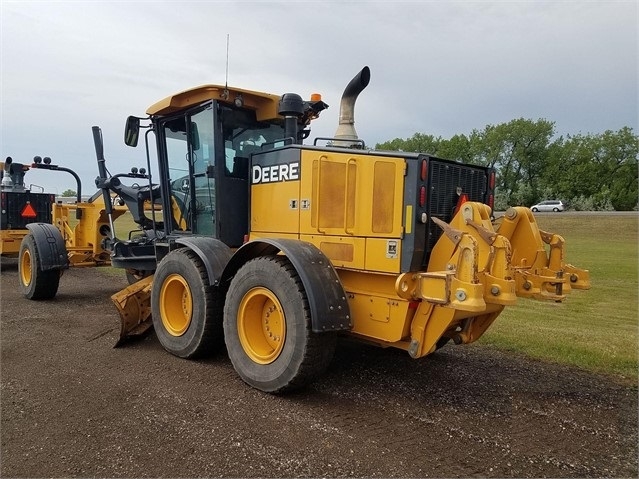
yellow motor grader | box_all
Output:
[21,66,590,393]
[6,155,140,298]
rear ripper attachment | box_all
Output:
[496,206,590,300]
[394,201,590,358]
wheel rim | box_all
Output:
[20,248,32,286]
[159,274,192,336]
[237,287,286,364]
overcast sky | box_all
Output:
[1,1,637,194]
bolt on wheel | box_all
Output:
[237,287,286,364]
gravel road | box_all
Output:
[1,261,637,478]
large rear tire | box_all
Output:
[18,234,60,300]
[151,248,223,359]
[223,256,336,394]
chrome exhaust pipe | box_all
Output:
[334,66,370,147]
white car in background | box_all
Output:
[530,200,565,212]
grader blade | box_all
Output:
[111,275,153,347]
[496,207,591,301]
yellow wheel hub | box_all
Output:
[20,248,32,287]
[238,287,286,364]
[159,274,192,336]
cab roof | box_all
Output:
[146,84,282,121]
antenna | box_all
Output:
[225,34,230,89]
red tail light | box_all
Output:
[489,171,496,190]
[420,159,428,181]
[488,194,494,209]
[419,186,426,207]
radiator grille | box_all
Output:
[426,161,487,254]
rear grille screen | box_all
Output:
[426,161,487,254]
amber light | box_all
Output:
[310,93,322,101]
[489,171,496,190]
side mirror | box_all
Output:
[190,122,200,151]
[124,116,140,147]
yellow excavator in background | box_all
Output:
[19,66,590,393]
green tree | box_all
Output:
[61,189,77,197]
[467,118,556,207]
[545,127,638,210]
[375,120,637,211]
[376,133,442,155]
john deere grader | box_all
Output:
[19,67,590,393]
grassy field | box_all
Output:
[482,213,638,383]
[108,211,638,382]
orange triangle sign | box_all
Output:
[21,203,37,218]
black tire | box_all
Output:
[151,248,223,359]
[532,207,539,212]
[552,207,559,212]
[223,256,336,394]
[18,234,60,300]
[126,268,154,285]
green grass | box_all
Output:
[112,211,144,239]
[482,213,638,383]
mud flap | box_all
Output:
[111,275,153,347]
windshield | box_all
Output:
[221,107,286,177]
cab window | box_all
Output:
[220,107,286,178]
[162,104,216,235]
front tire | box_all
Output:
[223,256,336,393]
[18,234,60,300]
[151,248,223,359]
[532,207,539,212]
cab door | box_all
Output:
[159,104,216,236]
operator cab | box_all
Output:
[125,83,325,250]
[155,103,286,246]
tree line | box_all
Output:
[375,119,638,211]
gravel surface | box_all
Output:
[1,260,637,478]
